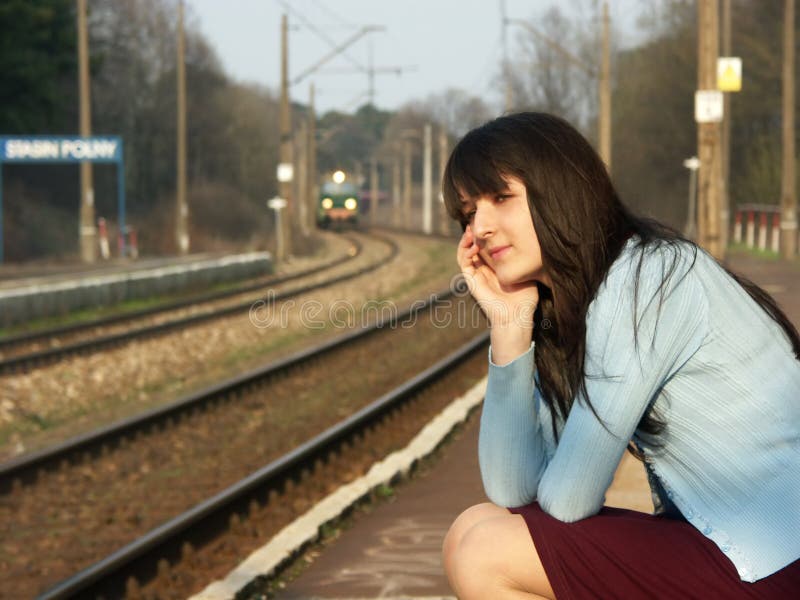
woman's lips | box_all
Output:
[489,245,511,260]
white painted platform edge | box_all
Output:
[0,252,271,300]
[189,376,488,600]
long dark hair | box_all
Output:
[442,112,800,455]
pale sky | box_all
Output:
[188,0,651,115]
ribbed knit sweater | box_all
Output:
[479,237,800,582]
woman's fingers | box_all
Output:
[456,227,540,329]
[457,231,479,271]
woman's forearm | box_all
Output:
[479,343,548,507]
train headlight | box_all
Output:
[344,197,357,211]
[321,197,333,209]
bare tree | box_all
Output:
[508,6,595,128]
[416,88,494,139]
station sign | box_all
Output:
[0,135,126,264]
[695,90,724,123]
[0,135,122,163]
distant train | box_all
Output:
[316,170,361,229]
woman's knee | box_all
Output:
[447,515,513,597]
[445,510,556,600]
[442,502,508,565]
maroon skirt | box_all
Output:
[508,502,800,600]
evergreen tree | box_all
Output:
[0,0,77,133]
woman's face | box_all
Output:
[460,175,548,287]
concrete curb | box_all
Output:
[0,252,272,327]
[190,376,487,600]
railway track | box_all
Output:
[1,282,487,599]
[39,335,489,600]
[0,233,397,374]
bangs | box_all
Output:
[442,130,516,228]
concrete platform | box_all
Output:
[0,251,272,327]
[726,251,800,325]
[0,253,224,286]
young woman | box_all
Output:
[440,112,800,599]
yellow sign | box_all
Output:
[718,57,742,92]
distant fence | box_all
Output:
[732,204,795,253]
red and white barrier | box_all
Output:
[745,210,755,248]
[128,228,139,259]
[733,204,795,254]
[758,212,768,251]
[733,212,742,244]
[97,217,111,260]
[772,213,780,253]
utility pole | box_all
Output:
[278,14,293,261]
[362,58,415,108]
[392,158,401,228]
[422,124,433,234]
[720,0,732,251]
[438,126,450,236]
[368,42,376,105]
[501,0,513,112]
[370,156,378,225]
[403,138,412,229]
[307,84,317,234]
[599,1,611,172]
[696,0,724,259]
[176,0,189,255]
[77,0,96,262]
[295,119,308,237]
[781,0,797,258]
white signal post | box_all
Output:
[683,156,701,240]
[268,196,288,263]
[422,124,433,234]
[274,162,294,262]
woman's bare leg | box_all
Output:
[443,502,556,600]
[442,502,510,568]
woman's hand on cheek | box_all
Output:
[457,226,539,330]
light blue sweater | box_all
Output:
[480,237,800,582]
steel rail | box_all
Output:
[0,275,456,489]
[370,224,459,243]
[0,234,398,374]
[37,329,488,600]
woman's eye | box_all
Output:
[495,194,511,203]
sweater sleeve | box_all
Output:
[478,342,549,507]
[479,244,710,519]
